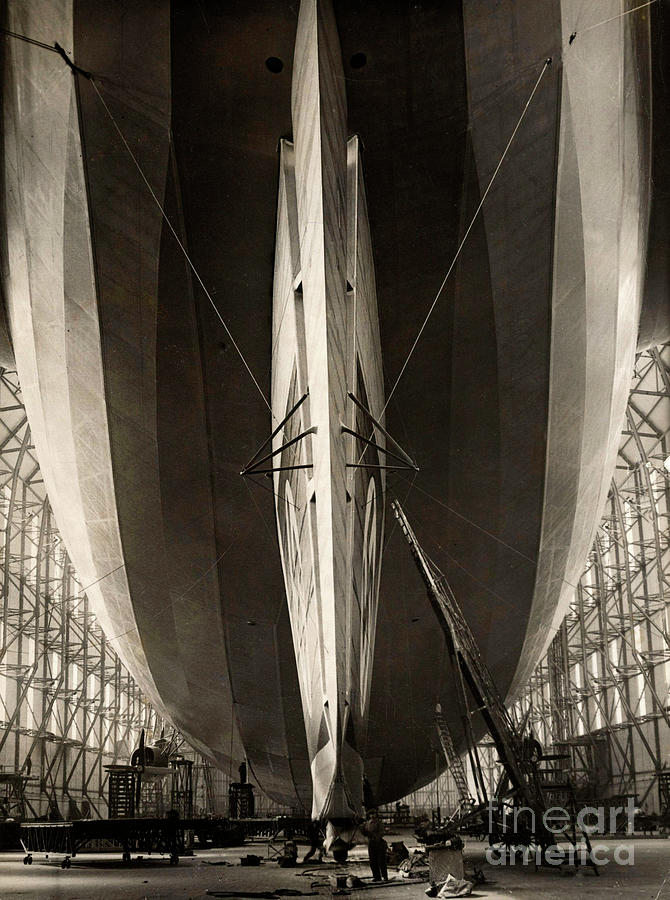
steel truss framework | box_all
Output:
[401,346,670,818]
[0,368,316,821]
[0,369,171,818]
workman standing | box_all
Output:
[363,809,388,881]
[302,819,324,864]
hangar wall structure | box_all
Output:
[403,345,670,817]
[0,366,162,818]
[0,367,240,819]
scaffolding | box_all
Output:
[0,367,299,822]
[398,345,670,819]
[0,369,167,819]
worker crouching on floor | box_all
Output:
[277,839,298,867]
[362,809,388,882]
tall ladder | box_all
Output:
[435,704,471,804]
[391,499,598,872]
[203,758,215,813]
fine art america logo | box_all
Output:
[485,797,636,867]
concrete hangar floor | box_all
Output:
[0,832,670,899]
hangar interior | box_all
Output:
[2,0,670,897]
[1,344,669,894]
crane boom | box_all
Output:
[391,499,598,871]
[391,499,549,811]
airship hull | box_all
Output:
[1,0,666,809]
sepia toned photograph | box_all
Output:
[0,1,668,897]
